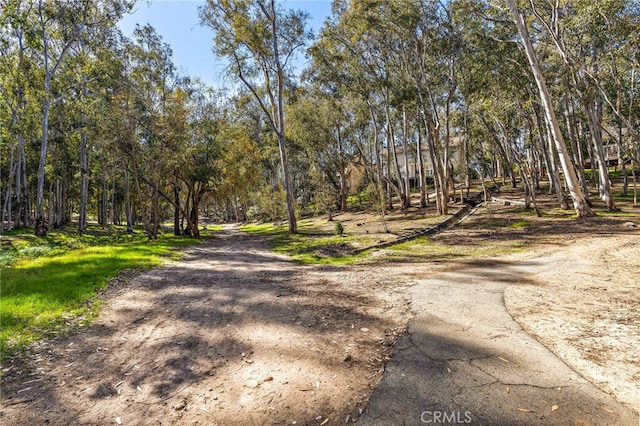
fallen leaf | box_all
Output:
[360,328,369,332]
[506,386,510,394]
[321,418,330,425]
[551,405,559,412]
[498,357,509,363]
[517,408,533,413]
[601,406,615,414]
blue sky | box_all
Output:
[118,0,333,88]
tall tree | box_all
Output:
[200,0,312,234]
[29,0,132,235]
[507,0,594,217]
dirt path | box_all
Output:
[0,228,412,425]
[1,227,638,425]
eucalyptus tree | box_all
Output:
[308,0,413,211]
[123,24,181,239]
[27,0,133,235]
[286,89,355,215]
[0,0,38,230]
[506,0,594,217]
[200,0,313,234]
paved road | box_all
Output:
[359,257,638,425]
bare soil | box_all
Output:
[1,187,639,424]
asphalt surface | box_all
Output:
[358,257,639,425]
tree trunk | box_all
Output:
[54,178,62,229]
[79,129,89,233]
[586,101,617,210]
[545,121,569,209]
[35,98,51,236]
[124,169,133,233]
[416,122,428,208]
[173,182,181,236]
[100,177,108,228]
[385,102,408,210]
[336,125,348,212]
[2,134,16,232]
[508,1,594,217]
[20,140,29,227]
[268,0,297,234]
[401,104,411,209]
[564,98,589,197]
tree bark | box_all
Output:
[508,1,594,217]
[124,169,133,233]
[416,120,428,208]
[585,100,617,211]
[35,97,51,236]
[401,104,411,209]
[79,129,89,232]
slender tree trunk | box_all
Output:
[21,141,29,227]
[336,125,347,212]
[618,124,628,197]
[101,177,108,228]
[385,101,407,209]
[632,158,638,206]
[15,132,24,228]
[546,121,569,208]
[79,129,89,232]
[401,104,411,208]
[173,181,181,236]
[564,98,589,197]
[79,78,89,233]
[267,0,296,234]
[35,98,51,236]
[124,169,133,233]
[416,121,428,208]
[508,0,594,217]
[3,135,16,232]
[586,101,617,210]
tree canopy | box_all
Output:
[2,0,639,236]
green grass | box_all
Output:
[240,222,372,265]
[509,220,530,228]
[0,225,215,361]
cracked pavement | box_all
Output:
[359,258,638,425]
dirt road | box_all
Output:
[1,228,412,425]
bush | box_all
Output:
[335,221,344,236]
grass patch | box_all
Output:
[596,210,637,217]
[0,225,213,361]
[369,235,527,262]
[509,220,530,228]
[240,222,372,265]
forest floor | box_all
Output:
[1,187,639,425]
